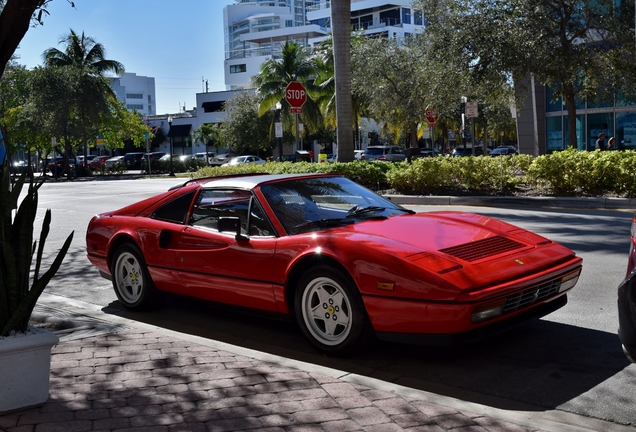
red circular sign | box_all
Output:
[285,81,307,108]
[425,105,439,125]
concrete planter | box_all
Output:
[0,326,59,413]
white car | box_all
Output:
[354,150,364,160]
[104,156,124,167]
[221,155,267,167]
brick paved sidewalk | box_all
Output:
[0,327,546,432]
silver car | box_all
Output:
[361,146,406,162]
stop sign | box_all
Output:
[425,105,439,126]
[285,81,307,108]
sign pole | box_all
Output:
[295,114,299,153]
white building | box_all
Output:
[224,0,327,89]
[223,0,424,90]
[109,72,157,117]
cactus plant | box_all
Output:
[0,159,74,336]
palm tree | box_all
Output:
[252,41,322,149]
[191,123,221,161]
[42,29,124,177]
[330,0,354,162]
[43,29,124,78]
[314,35,366,150]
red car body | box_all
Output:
[86,173,582,355]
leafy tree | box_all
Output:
[330,0,354,161]
[416,0,634,148]
[98,102,149,151]
[220,91,275,156]
[352,36,465,148]
[0,0,64,79]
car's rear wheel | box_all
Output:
[294,266,372,356]
[111,243,158,310]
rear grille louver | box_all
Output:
[440,235,526,262]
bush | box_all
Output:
[194,161,393,190]
[191,150,636,198]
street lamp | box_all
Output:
[168,115,174,177]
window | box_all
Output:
[587,112,614,150]
[617,111,636,150]
[546,116,563,152]
[402,8,411,24]
[127,104,144,110]
[153,191,196,225]
[126,93,143,99]
[190,189,274,237]
[230,64,247,74]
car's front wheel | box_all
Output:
[111,243,158,310]
[294,266,372,356]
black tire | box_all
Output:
[294,265,372,356]
[111,243,159,310]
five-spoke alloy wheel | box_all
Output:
[295,266,371,355]
[111,243,158,310]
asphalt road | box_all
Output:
[30,177,636,429]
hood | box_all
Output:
[352,211,540,254]
[351,211,578,291]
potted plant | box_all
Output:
[0,156,74,413]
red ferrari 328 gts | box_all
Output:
[86,173,583,355]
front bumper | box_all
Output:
[618,270,636,363]
[375,294,567,346]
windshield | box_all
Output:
[365,148,384,155]
[260,176,413,235]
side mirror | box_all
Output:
[218,216,247,241]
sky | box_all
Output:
[16,0,236,115]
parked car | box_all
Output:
[143,152,166,162]
[451,147,486,157]
[490,146,518,157]
[210,152,235,166]
[187,152,216,164]
[361,145,406,162]
[413,148,442,158]
[159,154,179,162]
[327,154,337,163]
[354,150,364,160]
[104,156,125,168]
[221,155,267,166]
[123,152,145,169]
[76,155,97,166]
[89,156,110,169]
[618,215,636,362]
[86,173,582,356]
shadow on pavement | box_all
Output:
[102,292,630,413]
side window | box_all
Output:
[190,189,275,237]
[152,191,196,224]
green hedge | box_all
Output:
[192,150,636,197]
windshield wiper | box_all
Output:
[292,218,356,232]
[346,206,387,218]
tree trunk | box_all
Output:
[563,83,578,149]
[0,0,46,79]
[331,0,354,162]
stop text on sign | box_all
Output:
[285,81,307,111]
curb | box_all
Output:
[386,194,636,211]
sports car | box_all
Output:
[618,215,636,362]
[86,173,582,355]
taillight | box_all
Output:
[378,156,388,161]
